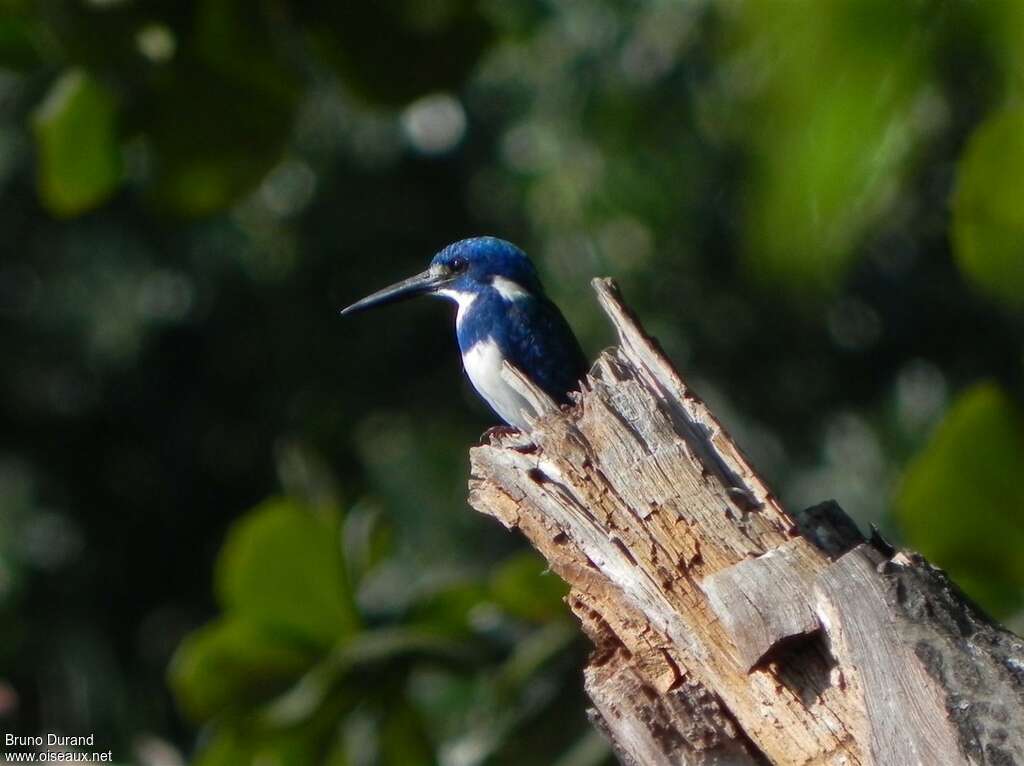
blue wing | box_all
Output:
[458,292,587,405]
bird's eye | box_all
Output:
[449,257,467,272]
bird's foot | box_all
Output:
[480,424,519,443]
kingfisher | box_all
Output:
[340,237,587,431]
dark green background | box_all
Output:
[2,1,1024,763]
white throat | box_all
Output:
[437,288,478,327]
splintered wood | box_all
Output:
[468,279,1024,766]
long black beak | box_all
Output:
[339,269,448,317]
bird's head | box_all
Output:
[340,237,542,316]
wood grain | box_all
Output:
[467,278,1024,765]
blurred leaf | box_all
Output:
[0,14,47,68]
[169,617,314,721]
[32,1,154,74]
[331,625,478,669]
[722,0,930,293]
[968,0,1024,100]
[216,497,359,647]
[354,417,476,558]
[261,626,476,729]
[497,621,576,689]
[297,4,493,105]
[490,552,568,623]
[896,382,1024,616]
[343,502,395,585]
[193,717,331,766]
[409,580,489,635]
[952,107,1024,310]
[31,68,121,216]
[142,62,293,216]
[195,0,301,103]
[553,731,612,766]
[406,667,479,740]
[192,727,250,766]
[277,439,344,512]
[379,698,437,766]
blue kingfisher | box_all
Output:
[340,237,587,430]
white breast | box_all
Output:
[462,337,534,430]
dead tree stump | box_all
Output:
[467,279,1024,766]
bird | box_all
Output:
[340,236,588,431]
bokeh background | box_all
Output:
[2,1,1024,764]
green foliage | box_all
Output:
[19,0,492,218]
[896,384,1024,616]
[953,108,1024,310]
[215,498,359,647]
[170,497,355,725]
[31,68,120,216]
[170,617,313,721]
[720,0,930,293]
[378,699,437,766]
[170,492,592,765]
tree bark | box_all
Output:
[467,279,1024,766]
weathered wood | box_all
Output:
[576,597,763,766]
[701,540,822,672]
[467,278,1024,765]
[814,545,962,765]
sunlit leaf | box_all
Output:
[721,0,930,294]
[896,382,1024,616]
[31,68,120,216]
[216,498,359,647]
[952,107,1024,310]
[169,617,314,721]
